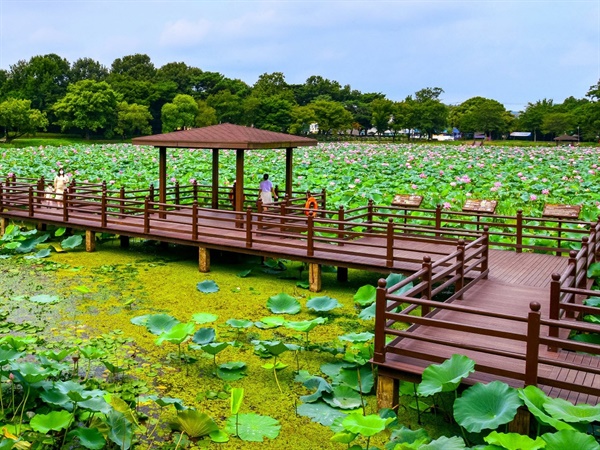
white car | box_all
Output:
[433,134,455,141]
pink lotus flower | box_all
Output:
[530,194,537,201]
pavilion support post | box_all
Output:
[85,230,96,252]
[376,375,399,411]
[211,149,219,209]
[507,408,531,435]
[337,266,348,282]
[159,147,167,219]
[199,247,210,273]
[0,217,8,236]
[120,235,130,249]
[285,147,293,200]
[309,263,321,292]
[235,149,244,228]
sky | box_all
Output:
[1,0,599,111]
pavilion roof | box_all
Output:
[132,123,317,149]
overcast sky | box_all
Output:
[1,0,599,111]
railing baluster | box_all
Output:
[548,273,561,350]
[101,190,107,227]
[373,278,388,363]
[307,214,314,257]
[192,201,198,240]
[421,256,432,316]
[516,209,523,253]
[119,187,125,216]
[456,240,465,300]
[246,209,252,248]
[482,226,489,277]
[386,219,394,268]
[338,206,345,246]
[28,186,34,217]
[525,302,542,385]
[63,188,69,222]
[144,196,150,233]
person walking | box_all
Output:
[53,167,69,201]
[258,173,277,205]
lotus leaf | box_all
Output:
[338,332,374,343]
[323,385,362,410]
[571,332,600,344]
[10,361,53,383]
[336,365,375,393]
[191,312,218,324]
[543,396,600,423]
[192,327,216,345]
[196,280,219,293]
[306,295,342,312]
[25,248,51,259]
[583,297,600,307]
[388,426,430,448]
[358,302,376,320]
[209,430,229,443]
[225,413,280,442]
[587,262,600,278]
[29,410,73,434]
[61,234,83,249]
[67,428,106,449]
[385,273,407,290]
[231,387,244,415]
[155,322,195,345]
[0,348,23,363]
[484,431,545,450]
[254,316,286,329]
[29,294,60,304]
[342,412,390,437]
[330,430,357,444]
[420,435,467,449]
[236,269,252,278]
[226,318,254,329]
[320,361,356,379]
[284,317,327,333]
[145,314,179,335]
[266,293,301,314]
[453,381,523,433]
[517,385,574,431]
[106,410,133,450]
[200,342,229,355]
[299,376,333,403]
[541,430,600,450]
[217,361,247,381]
[353,285,376,306]
[417,354,475,396]
[171,410,218,438]
[130,314,151,326]
[296,401,348,427]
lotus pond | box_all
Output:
[2,142,600,219]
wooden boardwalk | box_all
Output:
[0,187,599,407]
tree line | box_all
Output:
[0,53,598,142]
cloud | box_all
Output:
[159,18,213,47]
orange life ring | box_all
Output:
[305,197,318,217]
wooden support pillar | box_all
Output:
[377,375,399,411]
[199,247,210,273]
[309,263,321,292]
[120,235,130,249]
[85,230,96,252]
[337,266,348,282]
[507,407,531,435]
[0,218,7,236]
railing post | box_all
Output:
[192,180,198,202]
[101,190,107,227]
[279,200,287,231]
[62,188,69,222]
[548,273,561,350]
[307,214,314,257]
[175,181,180,206]
[386,219,394,268]
[246,209,252,248]
[28,186,34,217]
[595,217,600,262]
[144,196,150,233]
[0,183,4,211]
[579,237,589,292]
[373,278,388,363]
[148,184,155,208]
[516,209,523,253]
[435,204,442,237]
[191,201,198,240]
[36,176,44,208]
[456,239,465,299]
[482,226,489,278]
[119,187,125,216]
[338,206,345,246]
[367,199,374,233]
[421,256,432,316]
[320,188,327,217]
[525,302,542,386]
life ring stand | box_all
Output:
[305,197,318,217]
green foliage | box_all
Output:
[0,98,48,142]
[266,293,301,314]
[484,431,545,450]
[541,430,600,450]
[225,413,281,442]
[196,280,219,293]
[417,354,476,396]
[306,295,342,312]
[170,409,219,438]
[353,285,376,306]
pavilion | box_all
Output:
[132,123,318,212]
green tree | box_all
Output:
[370,98,393,137]
[309,99,353,135]
[0,98,48,142]
[252,72,293,101]
[195,100,218,128]
[114,101,152,138]
[156,62,203,95]
[455,97,510,139]
[517,99,554,141]
[243,95,295,131]
[289,104,316,134]
[541,112,574,136]
[52,80,119,138]
[110,54,156,81]
[206,90,245,124]
[389,100,412,139]
[161,94,199,132]
[70,57,109,83]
